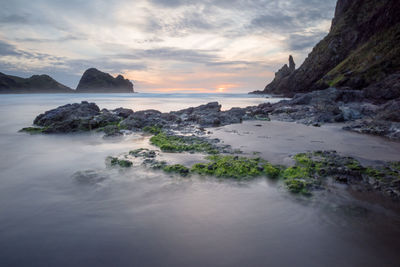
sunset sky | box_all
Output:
[0,0,336,93]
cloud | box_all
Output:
[287,31,327,51]
[0,0,338,92]
[0,40,20,56]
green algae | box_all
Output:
[129,148,156,158]
[19,127,47,134]
[108,157,133,168]
[142,125,163,134]
[191,155,267,179]
[163,164,190,176]
[262,163,281,179]
[284,179,311,195]
[150,132,218,154]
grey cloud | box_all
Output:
[0,14,29,24]
[14,34,86,43]
[116,47,219,64]
[287,32,327,51]
[0,40,20,56]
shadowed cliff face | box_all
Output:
[0,72,73,93]
[261,0,400,97]
[76,68,134,93]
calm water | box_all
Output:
[0,94,399,267]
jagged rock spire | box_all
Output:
[289,55,295,72]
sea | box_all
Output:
[0,93,399,267]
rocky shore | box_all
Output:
[20,97,400,202]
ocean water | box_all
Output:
[0,93,399,267]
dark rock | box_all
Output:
[120,110,165,130]
[112,108,134,118]
[76,68,134,93]
[344,120,400,141]
[363,73,400,103]
[261,55,296,95]
[375,99,400,122]
[34,101,100,127]
[103,125,122,137]
[0,72,73,93]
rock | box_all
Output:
[289,55,296,72]
[34,101,100,127]
[119,110,165,130]
[375,99,400,122]
[112,107,134,118]
[261,55,296,95]
[363,73,400,104]
[252,0,400,96]
[0,72,73,93]
[103,125,122,137]
[30,101,130,133]
[76,68,134,93]
[343,120,400,141]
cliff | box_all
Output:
[0,72,73,93]
[76,68,134,93]
[256,0,400,96]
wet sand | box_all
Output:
[209,120,400,165]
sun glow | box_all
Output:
[217,87,225,92]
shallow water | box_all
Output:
[0,94,400,267]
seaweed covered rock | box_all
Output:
[23,101,130,134]
[32,101,100,133]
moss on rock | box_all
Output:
[150,132,218,154]
[163,164,190,176]
[19,127,47,134]
[108,157,133,168]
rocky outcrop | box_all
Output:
[250,56,296,95]
[28,101,130,134]
[76,68,134,93]
[0,72,73,93]
[254,0,400,96]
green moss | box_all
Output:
[163,164,190,176]
[390,162,400,172]
[320,22,400,88]
[142,125,163,134]
[109,157,133,167]
[282,166,311,179]
[129,148,156,158]
[327,74,345,87]
[364,167,383,179]
[263,163,281,179]
[191,155,265,179]
[285,179,311,195]
[150,132,218,154]
[255,115,271,121]
[19,127,46,134]
[346,159,363,171]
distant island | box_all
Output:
[0,68,134,94]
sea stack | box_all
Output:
[76,68,134,93]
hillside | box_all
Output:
[0,72,73,93]
[256,0,400,96]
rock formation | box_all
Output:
[76,68,134,93]
[254,0,400,96]
[0,72,73,93]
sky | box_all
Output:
[0,0,337,93]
